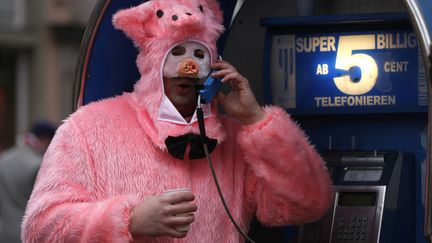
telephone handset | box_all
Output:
[196,56,223,104]
[197,71,222,104]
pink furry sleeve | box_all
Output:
[21,119,140,243]
[238,106,333,226]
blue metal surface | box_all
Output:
[82,0,141,106]
[417,0,432,39]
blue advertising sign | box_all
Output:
[262,14,428,115]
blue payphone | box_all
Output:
[294,150,414,243]
[261,13,427,243]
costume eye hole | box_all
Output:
[194,49,205,59]
[198,5,204,13]
[156,9,164,18]
[171,46,186,56]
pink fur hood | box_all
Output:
[112,0,226,148]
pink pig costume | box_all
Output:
[21,0,332,242]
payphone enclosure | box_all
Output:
[261,12,429,243]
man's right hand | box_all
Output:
[129,191,197,238]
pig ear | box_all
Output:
[202,0,223,24]
[112,5,151,43]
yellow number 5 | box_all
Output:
[334,35,378,95]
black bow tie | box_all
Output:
[165,133,218,160]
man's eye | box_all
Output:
[194,49,205,59]
[171,46,186,56]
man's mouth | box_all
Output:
[174,77,202,88]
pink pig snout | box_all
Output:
[178,58,200,77]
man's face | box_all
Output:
[163,76,199,114]
[162,42,211,116]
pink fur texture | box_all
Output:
[112,0,225,148]
[21,0,333,242]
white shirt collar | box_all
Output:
[157,95,212,124]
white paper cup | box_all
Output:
[163,188,191,195]
[163,188,193,232]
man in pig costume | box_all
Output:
[21,0,332,242]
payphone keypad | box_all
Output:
[336,216,369,241]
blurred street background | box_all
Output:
[0,0,97,152]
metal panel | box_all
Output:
[402,0,432,242]
[331,186,386,243]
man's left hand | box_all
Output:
[210,61,265,125]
